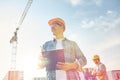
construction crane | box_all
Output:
[10,0,33,70]
[4,0,34,80]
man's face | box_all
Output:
[50,22,64,36]
[93,59,99,64]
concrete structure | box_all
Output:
[2,71,24,80]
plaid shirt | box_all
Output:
[42,38,87,80]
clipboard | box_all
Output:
[42,49,65,71]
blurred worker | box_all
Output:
[92,54,108,80]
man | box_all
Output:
[92,54,108,80]
[39,18,87,80]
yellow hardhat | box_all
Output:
[92,54,100,60]
[48,18,65,25]
[48,18,65,31]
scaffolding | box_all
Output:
[10,32,17,70]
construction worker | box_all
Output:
[39,17,87,80]
[92,54,108,80]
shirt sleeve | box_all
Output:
[73,42,87,67]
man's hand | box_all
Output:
[92,70,97,76]
[56,62,78,71]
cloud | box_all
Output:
[70,0,81,6]
[80,20,96,28]
[65,0,82,6]
[80,10,120,32]
[66,0,102,6]
[93,0,102,6]
[76,10,120,52]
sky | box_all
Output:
[0,0,120,79]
